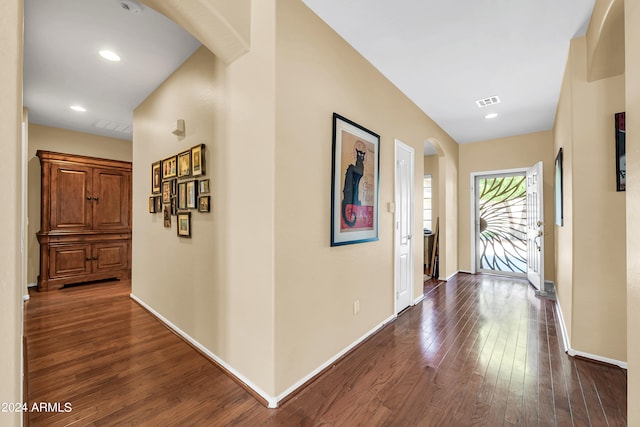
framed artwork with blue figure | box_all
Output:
[330,113,380,246]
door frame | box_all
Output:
[394,139,414,314]
[469,167,528,274]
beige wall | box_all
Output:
[26,124,132,285]
[554,53,574,342]
[132,22,277,399]
[568,36,626,361]
[273,0,458,395]
[554,32,627,364]
[458,131,555,280]
[626,0,640,423]
[0,0,23,424]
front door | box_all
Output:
[395,140,414,313]
[526,161,544,290]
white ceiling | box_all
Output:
[301,0,596,154]
[23,0,200,141]
[24,0,596,151]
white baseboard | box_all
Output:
[413,294,425,305]
[27,282,37,288]
[276,313,396,404]
[554,297,627,369]
[442,270,460,281]
[458,270,473,274]
[130,293,278,408]
[130,293,398,408]
[554,297,571,353]
[23,294,30,302]
[567,348,628,369]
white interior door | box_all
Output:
[526,161,544,290]
[395,140,414,313]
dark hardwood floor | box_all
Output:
[25,274,627,426]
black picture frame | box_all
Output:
[162,155,177,179]
[177,150,191,178]
[177,182,187,210]
[554,148,563,226]
[330,113,380,246]
[149,196,157,213]
[198,196,211,212]
[199,178,210,194]
[163,206,171,228]
[162,181,171,204]
[191,144,205,177]
[186,180,198,209]
[615,112,626,192]
[177,212,191,238]
[151,161,161,194]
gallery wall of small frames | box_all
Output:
[149,143,210,238]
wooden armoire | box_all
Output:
[36,151,132,291]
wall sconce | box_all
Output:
[172,119,185,136]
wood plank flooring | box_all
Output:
[24,274,627,426]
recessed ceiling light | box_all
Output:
[485,113,498,119]
[70,105,86,112]
[99,50,121,62]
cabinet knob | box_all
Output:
[93,257,98,261]
[85,257,92,261]
[93,197,99,202]
[86,197,92,201]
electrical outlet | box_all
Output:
[353,300,360,315]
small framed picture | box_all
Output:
[163,206,171,228]
[149,196,157,213]
[178,150,191,178]
[177,212,191,238]
[191,144,205,177]
[151,162,161,194]
[162,156,177,179]
[178,182,187,209]
[155,196,162,213]
[199,179,210,194]
[162,181,171,203]
[198,196,211,212]
[170,178,177,196]
[186,180,198,209]
[170,197,177,216]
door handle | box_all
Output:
[407,234,412,240]
[536,220,543,227]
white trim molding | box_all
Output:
[442,270,460,281]
[413,294,426,305]
[276,314,396,404]
[131,293,399,408]
[23,294,30,302]
[130,293,278,408]
[554,297,627,369]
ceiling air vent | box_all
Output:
[476,96,501,108]
[119,0,142,14]
[93,119,132,134]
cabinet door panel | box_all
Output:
[93,168,131,230]
[50,163,93,230]
[94,241,128,273]
[49,244,91,279]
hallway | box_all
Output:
[24,274,627,426]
